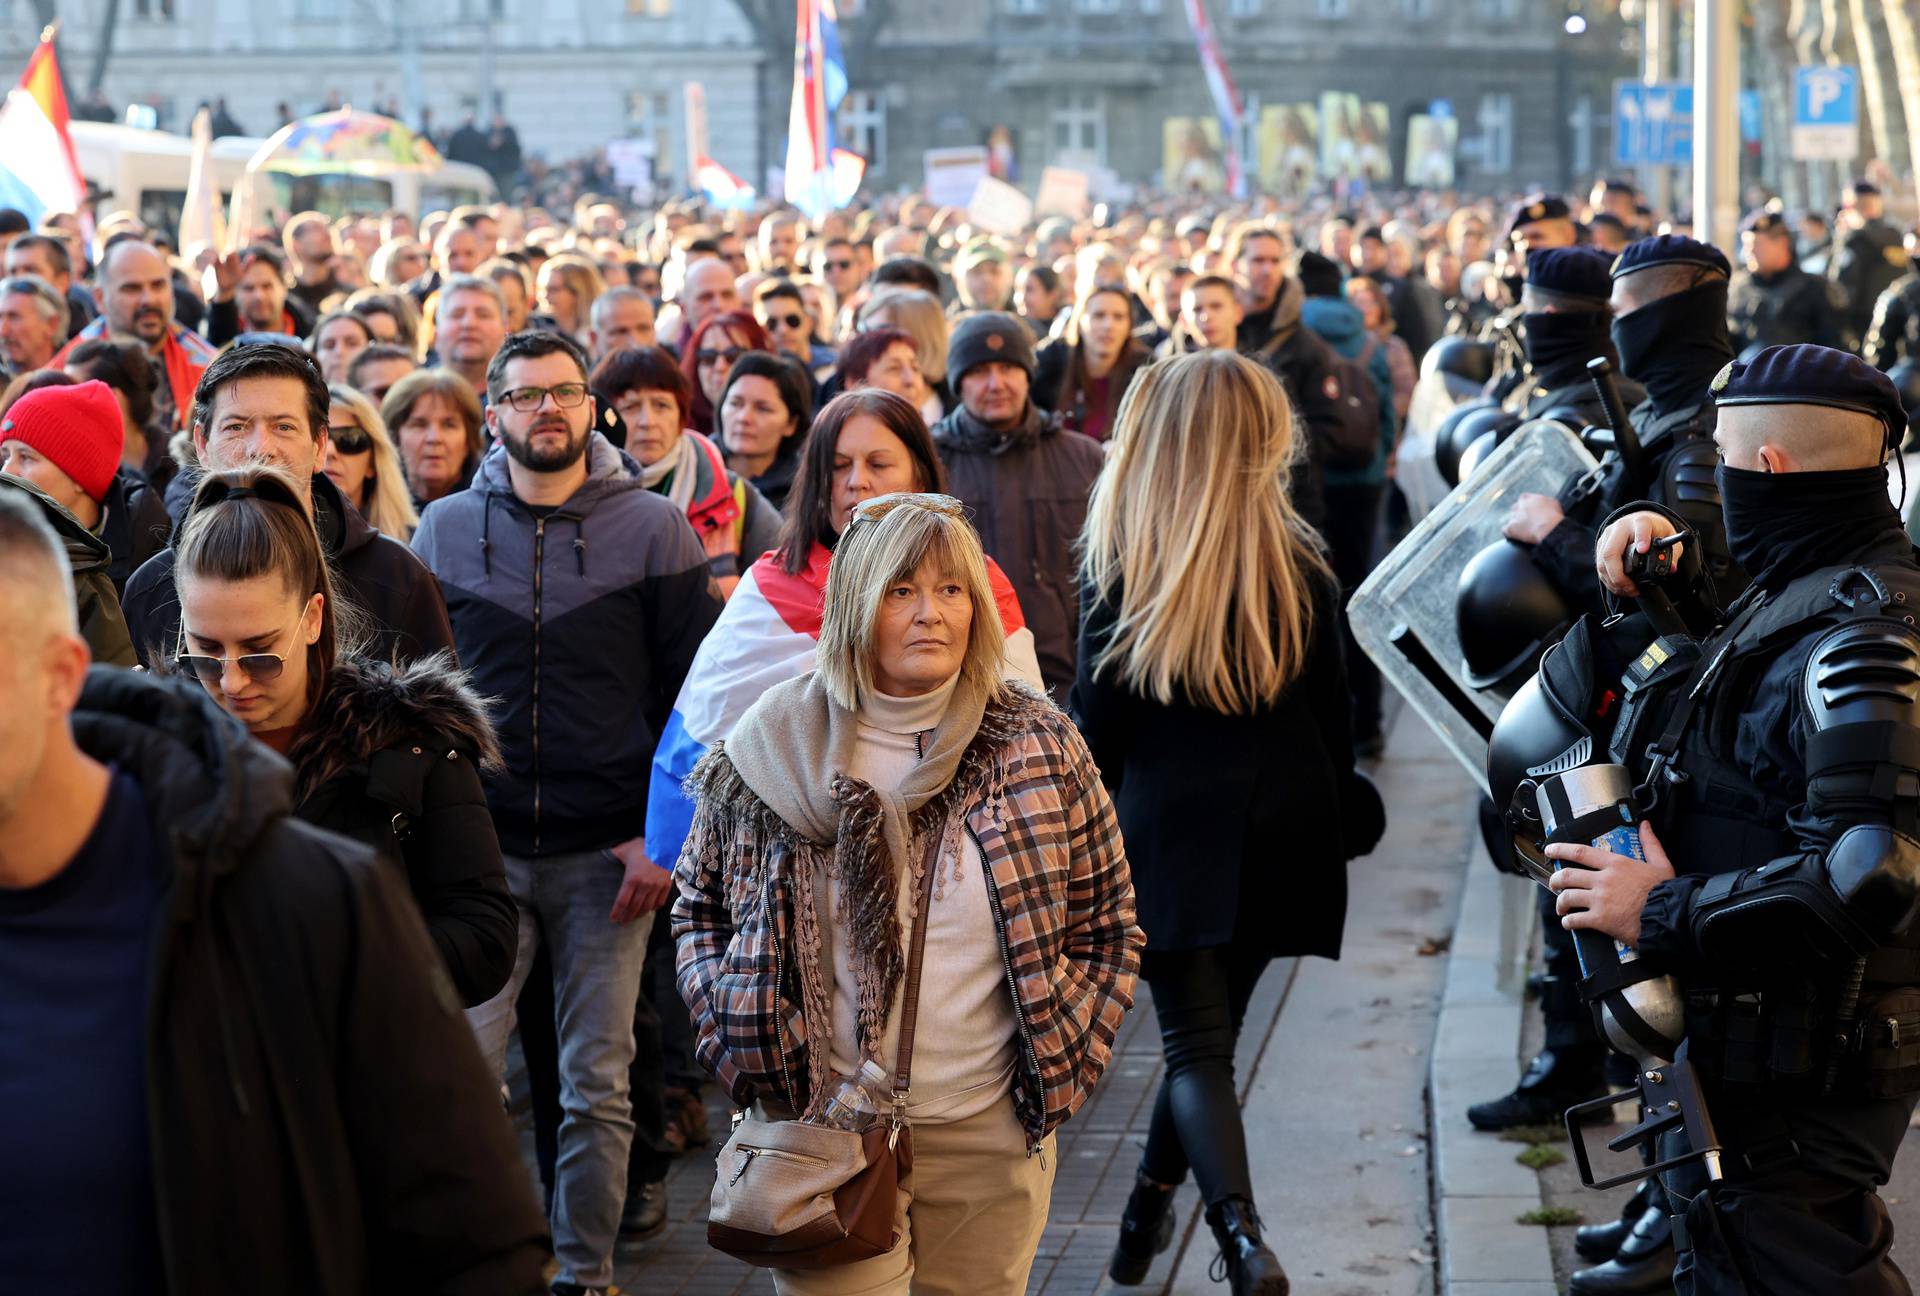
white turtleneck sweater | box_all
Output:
[823,675,1019,1124]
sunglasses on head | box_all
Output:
[697,346,746,366]
[328,423,371,453]
[175,650,288,684]
[849,492,967,526]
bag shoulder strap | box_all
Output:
[889,825,944,1111]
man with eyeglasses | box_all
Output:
[412,330,723,1296]
[120,342,456,669]
[812,236,864,301]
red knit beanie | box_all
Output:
[0,379,125,504]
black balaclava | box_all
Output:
[1522,310,1616,388]
[1610,279,1734,415]
[1716,462,1904,592]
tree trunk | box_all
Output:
[1885,0,1920,190]
[1851,0,1908,176]
[1757,0,1806,207]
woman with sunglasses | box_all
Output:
[673,489,1141,1295]
[680,310,771,436]
[320,382,419,542]
[171,463,516,1008]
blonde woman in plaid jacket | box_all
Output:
[672,491,1142,1296]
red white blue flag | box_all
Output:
[1184,0,1246,198]
[0,28,85,225]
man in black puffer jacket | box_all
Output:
[932,312,1104,698]
[0,492,548,1295]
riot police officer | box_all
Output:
[1863,222,1920,372]
[1482,194,1579,403]
[1830,180,1910,345]
[1729,205,1851,355]
[1498,245,1644,426]
[1570,345,1920,1294]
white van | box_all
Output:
[67,121,498,235]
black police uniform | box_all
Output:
[1499,247,1646,426]
[1529,237,1747,630]
[1597,348,1920,1293]
[1483,195,1574,403]
[1864,271,1920,372]
[1728,266,1851,354]
[1831,212,1910,344]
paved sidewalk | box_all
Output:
[575,702,1472,1295]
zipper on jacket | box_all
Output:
[973,825,1044,1153]
[531,517,545,855]
[766,863,798,1109]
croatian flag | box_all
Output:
[0,29,85,226]
[784,0,857,221]
[694,154,756,211]
[1183,0,1247,199]
[646,547,1044,872]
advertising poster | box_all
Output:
[1404,113,1458,188]
[1257,102,1318,195]
[1164,116,1227,194]
[1320,93,1393,183]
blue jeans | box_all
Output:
[468,849,652,1290]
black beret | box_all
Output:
[1609,233,1731,280]
[1710,343,1906,446]
[1507,193,1571,237]
[1849,179,1881,198]
[1741,205,1791,236]
[1524,246,1614,300]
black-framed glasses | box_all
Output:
[500,382,589,413]
[762,313,806,331]
[328,423,371,453]
[175,650,289,684]
[697,346,745,366]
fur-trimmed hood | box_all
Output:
[288,650,501,804]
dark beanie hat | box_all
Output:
[1295,251,1345,299]
[947,312,1037,383]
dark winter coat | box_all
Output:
[1070,573,1383,957]
[70,667,548,1296]
[932,401,1104,698]
[0,474,135,668]
[101,465,172,597]
[125,470,457,669]
[411,433,723,857]
[286,652,517,1007]
[1830,216,1909,342]
[1237,278,1337,529]
[1031,337,1152,442]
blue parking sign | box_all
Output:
[1792,65,1858,159]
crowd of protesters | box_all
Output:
[1,160,1916,1296]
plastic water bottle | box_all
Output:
[813,1059,892,1132]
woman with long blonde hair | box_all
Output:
[1073,349,1383,1296]
[320,383,419,542]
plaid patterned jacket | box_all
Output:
[671,689,1142,1149]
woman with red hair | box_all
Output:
[680,310,770,435]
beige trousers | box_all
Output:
[770,1099,1057,1296]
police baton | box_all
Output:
[1586,356,1647,489]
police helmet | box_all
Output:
[1422,335,1496,387]
[1484,666,1591,877]
[1532,403,1594,432]
[1441,404,1519,488]
[1431,398,1492,486]
[1458,429,1499,481]
[1455,539,1574,693]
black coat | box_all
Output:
[1031,337,1152,440]
[287,653,517,1007]
[101,465,172,597]
[125,470,457,668]
[70,667,548,1296]
[1070,574,1380,957]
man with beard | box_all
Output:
[412,331,723,1296]
[54,240,217,434]
[202,244,318,345]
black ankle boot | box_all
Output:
[1108,1172,1178,1285]
[1573,1177,1657,1262]
[1204,1197,1289,1296]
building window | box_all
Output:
[1477,91,1513,174]
[1076,0,1121,11]
[132,0,176,18]
[1006,0,1046,13]
[1312,0,1348,15]
[458,0,506,16]
[626,0,672,13]
[1050,91,1107,167]
[839,90,886,170]
[1399,0,1435,15]
[293,0,344,19]
[1476,0,1518,17]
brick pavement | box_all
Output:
[601,965,1298,1295]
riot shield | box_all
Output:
[1350,419,1598,791]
